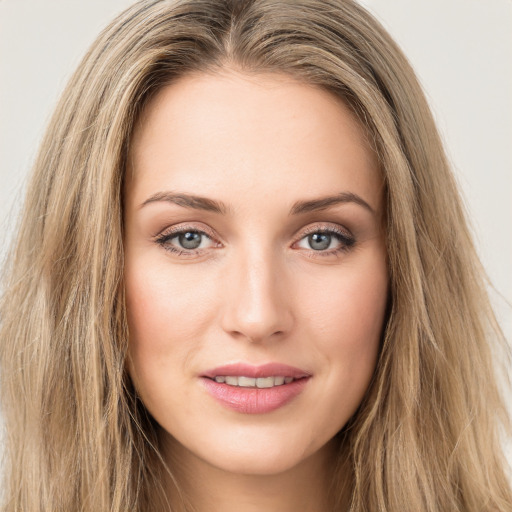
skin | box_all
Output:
[124,69,389,512]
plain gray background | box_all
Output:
[0,0,511,460]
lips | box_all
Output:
[213,375,293,388]
[201,363,311,414]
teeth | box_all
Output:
[256,376,274,388]
[238,376,256,387]
[213,376,295,388]
[225,376,238,386]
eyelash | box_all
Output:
[154,225,219,258]
[154,223,356,259]
[298,225,355,258]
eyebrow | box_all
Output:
[139,191,376,216]
[290,192,376,216]
[140,191,229,214]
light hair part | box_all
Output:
[1,0,510,510]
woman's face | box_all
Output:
[124,70,388,476]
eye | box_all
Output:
[301,232,335,251]
[294,226,355,256]
[173,231,207,250]
[155,226,219,255]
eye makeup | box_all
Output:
[153,224,220,258]
[293,224,355,258]
[153,222,356,259]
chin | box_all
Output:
[204,449,306,476]
[166,424,335,478]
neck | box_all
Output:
[161,436,346,512]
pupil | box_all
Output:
[179,232,202,249]
[309,233,331,250]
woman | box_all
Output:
[0,0,510,510]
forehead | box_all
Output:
[126,69,383,214]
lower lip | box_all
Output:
[201,377,309,414]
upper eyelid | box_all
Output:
[155,222,353,249]
[292,223,354,244]
[155,223,217,240]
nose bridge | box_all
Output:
[221,240,292,343]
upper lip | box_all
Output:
[201,363,311,379]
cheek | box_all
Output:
[304,255,388,347]
[123,259,217,394]
[300,251,388,397]
[125,258,216,343]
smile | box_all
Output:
[212,376,295,388]
[201,363,311,414]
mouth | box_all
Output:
[201,363,311,414]
[208,375,297,388]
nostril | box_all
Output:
[219,263,294,343]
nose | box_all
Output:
[220,245,293,344]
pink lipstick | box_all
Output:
[201,363,311,414]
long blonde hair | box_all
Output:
[1,0,510,510]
